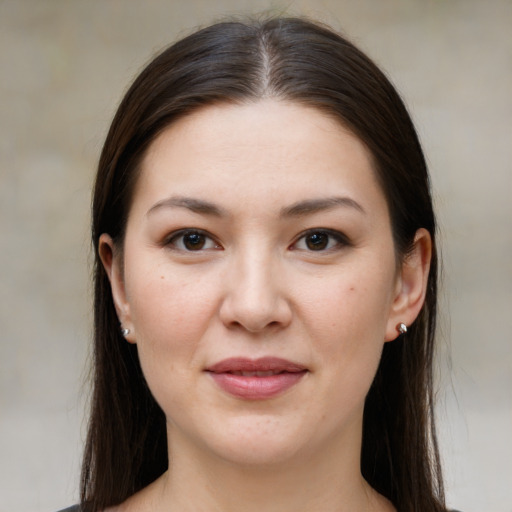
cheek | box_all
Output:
[300,268,394,387]
[305,281,388,423]
[126,272,218,413]
[303,276,393,343]
[126,266,220,379]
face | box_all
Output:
[101,100,429,467]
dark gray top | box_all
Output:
[57,506,462,512]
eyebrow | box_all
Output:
[146,195,365,218]
[147,196,227,217]
[280,196,366,217]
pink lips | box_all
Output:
[206,357,307,400]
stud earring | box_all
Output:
[397,322,407,335]
[121,327,131,337]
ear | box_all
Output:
[98,233,136,343]
[385,228,432,342]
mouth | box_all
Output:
[226,370,289,377]
[205,357,308,400]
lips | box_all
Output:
[206,357,307,400]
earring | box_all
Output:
[397,322,407,335]
[121,327,130,337]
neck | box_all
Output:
[145,421,392,512]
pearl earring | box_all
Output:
[397,322,407,335]
[121,327,131,337]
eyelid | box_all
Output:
[164,228,222,251]
[290,228,351,251]
[161,227,349,252]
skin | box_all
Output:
[100,100,431,512]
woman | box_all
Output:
[72,16,450,512]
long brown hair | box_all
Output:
[83,17,445,512]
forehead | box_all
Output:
[132,100,386,220]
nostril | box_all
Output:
[224,317,285,334]
[218,277,293,332]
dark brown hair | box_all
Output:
[83,17,445,512]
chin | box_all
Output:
[191,413,322,468]
[212,438,305,468]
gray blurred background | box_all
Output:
[0,1,511,511]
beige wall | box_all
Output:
[1,1,510,511]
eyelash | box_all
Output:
[291,229,350,252]
[164,229,221,252]
[163,228,350,253]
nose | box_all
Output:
[219,249,293,333]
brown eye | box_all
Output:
[292,229,349,252]
[183,232,206,250]
[166,230,220,251]
[305,232,329,250]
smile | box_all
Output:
[206,357,308,400]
